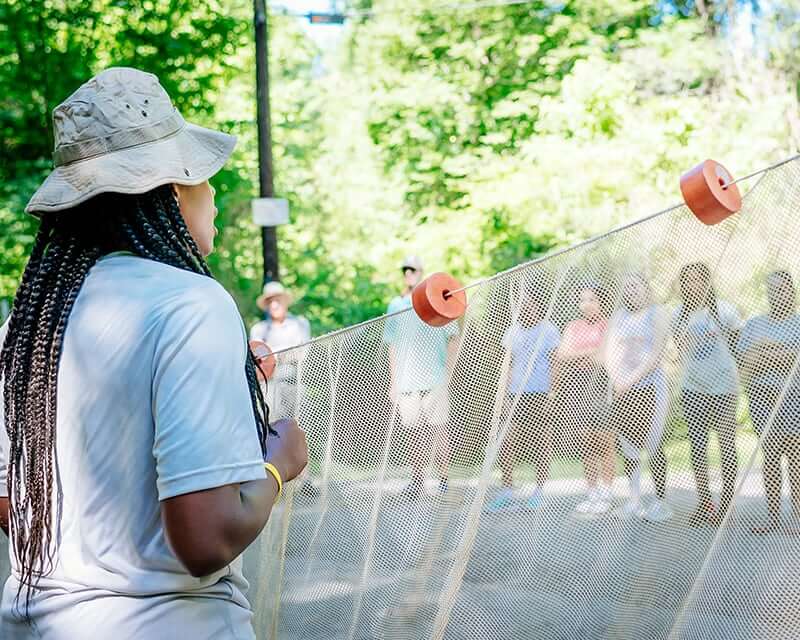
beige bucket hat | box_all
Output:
[257,281,293,311]
[26,67,236,215]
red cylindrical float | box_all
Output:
[680,159,742,225]
[411,272,467,327]
[249,339,276,381]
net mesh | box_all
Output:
[1,160,799,639]
[242,157,800,640]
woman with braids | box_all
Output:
[0,68,308,638]
[672,262,742,527]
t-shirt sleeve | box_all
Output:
[0,319,9,498]
[152,285,266,500]
[720,301,744,331]
[299,317,311,342]
[736,318,757,355]
[249,321,267,343]
[382,298,401,346]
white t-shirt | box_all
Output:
[0,254,267,639]
[671,301,743,395]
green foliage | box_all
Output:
[1,0,798,335]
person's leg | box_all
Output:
[426,386,451,487]
[497,395,518,489]
[396,392,426,496]
[715,394,739,518]
[683,390,713,507]
[613,390,641,502]
[531,394,552,489]
[599,430,617,489]
[761,431,783,524]
[582,433,600,490]
[646,377,669,501]
[785,434,800,518]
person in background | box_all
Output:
[383,256,459,501]
[250,281,311,419]
[250,282,315,498]
[605,274,672,522]
[251,282,310,356]
[738,271,800,533]
[554,283,615,516]
[486,287,560,512]
[672,262,742,527]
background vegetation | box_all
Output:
[1,0,798,334]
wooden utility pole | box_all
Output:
[254,0,279,284]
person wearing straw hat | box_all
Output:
[0,68,307,639]
[383,255,459,501]
[251,281,311,355]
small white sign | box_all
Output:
[252,198,290,227]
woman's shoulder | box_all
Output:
[106,259,238,326]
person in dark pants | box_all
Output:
[672,262,743,527]
[738,271,800,534]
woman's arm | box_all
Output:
[162,479,278,577]
[627,307,670,386]
[161,418,307,577]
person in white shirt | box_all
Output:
[605,274,672,523]
[0,67,307,639]
[250,281,311,419]
[672,262,742,527]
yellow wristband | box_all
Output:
[264,462,283,496]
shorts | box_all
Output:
[502,392,551,438]
[396,386,450,428]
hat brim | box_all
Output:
[257,292,292,311]
[25,122,236,215]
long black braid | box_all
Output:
[1,185,272,615]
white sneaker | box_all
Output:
[574,488,600,514]
[614,498,642,519]
[586,499,612,515]
[596,485,614,503]
[642,499,673,523]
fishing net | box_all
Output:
[1,159,799,639]
[242,156,800,640]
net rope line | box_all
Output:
[666,166,800,639]
[444,153,800,300]
[432,198,688,638]
[250,159,800,639]
[346,289,472,640]
[265,153,800,365]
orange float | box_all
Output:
[680,159,742,225]
[249,339,276,381]
[412,272,467,327]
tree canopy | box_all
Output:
[1,0,798,334]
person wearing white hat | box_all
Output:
[0,68,307,639]
[251,281,311,354]
[383,255,459,501]
[250,282,311,443]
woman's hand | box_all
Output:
[265,418,308,484]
